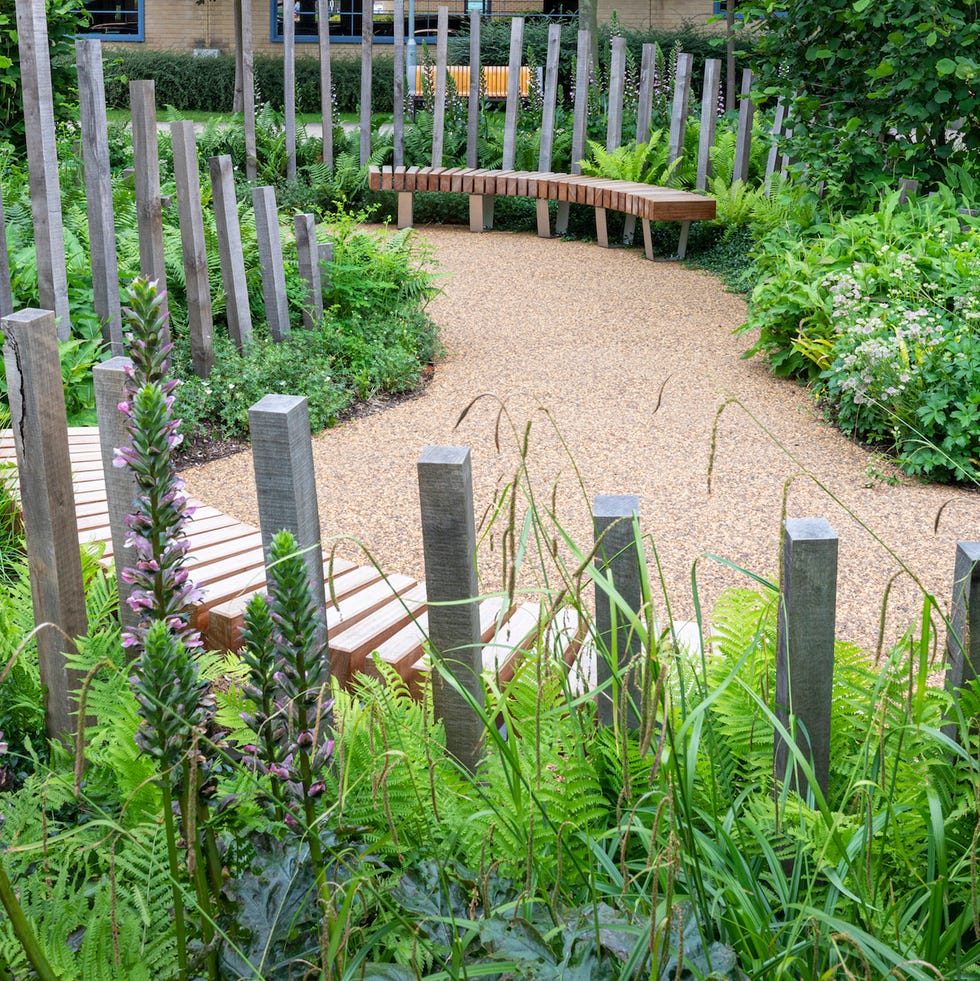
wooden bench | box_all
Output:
[368,164,717,260]
[415,65,534,101]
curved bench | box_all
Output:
[369,164,716,260]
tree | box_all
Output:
[746,0,980,207]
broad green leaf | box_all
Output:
[936,57,957,76]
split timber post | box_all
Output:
[430,6,449,168]
[242,0,258,181]
[535,23,562,240]
[392,0,405,168]
[15,0,71,337]
[624,41,657,246]
[732,68,755,185]
[252,186,290,342]
[76,38,124,355]
[248,394,328,655]
[696,58,722,192]
[359,2,374,167]
[318,0,334,169]
[2,309,88,740]
[171,121,215,377]
[775,518,837,800]
[208,155,253,349]
[0,184,12,319]
[554,29,591,237]
[130,81,170,327]
[594,35,627,250]
[418,446,484,771]
[284,0,297,180]
[93,356,139,631]
[294,214,324,329]
[593,495,643,731]
[944,543,980,740]
[465,10,480,170]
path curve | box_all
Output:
[184,225,977,653]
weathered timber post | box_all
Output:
[284,0,297,180]
[252,186,290,342]
[318,0,334,169]
[248,394,328,653]
[294,214,323,329]
[242,0,258,181]
[764,96,786,196]
[15,0,71,337]
[593,495,643,730]
[208,154,253,349]
[466,10,480,169]
[171,122,215,377]
[76,39,123,355]
[319,242,334,293]
[625,42,657,246]
[93,356,138,631]
[732,68,754,185]
[555,29,591,236]
[430,6,449,168]
[501,16,525,172]
[945,543,980,697]
[535,23,561,239]
[130,81,170,328]
[2,309,88,739]
[393,0,405,168]
[418,446,484,770]
[0,184,12,319]
[667,52,693,170]
[359,2,374,166]
[775,518,837,800]
[696,58,722,192]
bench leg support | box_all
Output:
[642,218,654,260]
[397,192,414,229]
[554,201,570,236]
[595,207,609,248]
[622,215,637,246]
[469,194,494,232]
[676,220,691,261]
[535,199,552,239]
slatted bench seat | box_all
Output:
[368,165,716,260]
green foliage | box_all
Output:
[744,0,980,208]
[0,0,86,152]
[101,50,395,115]
[741,185,980,482]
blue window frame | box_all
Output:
[76,0,144,41]
[271,0,399,45]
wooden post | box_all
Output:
[171,122,215,377]
[284,0,297,180]
[501,16,524,171]
[535,23,562,239]
[243,0,258,181]
[76,39,123,356]
[318,0,334,170]
[2,309,88,740]
[319,241,334,293]
[359,1,374,167]
[466,10,480,169]
[294,213,323,329]
[696,58,721,192]
[775,518,837,800]
[130,81,169,326]
[556,29,591,236]
[208,155,253,349]
[763,96,786,195]
[605,36,627,153]
[393,0,405,168]
[93,356,139,631]
[252,186,290,342]
[430,5,449,168]
[732,68,754,185]
[945,543,980,694]
[0,183,12,320]
[667,52,693,171]
[248,394,328,653]
[418,446,484,770]
[635,43,656,145]
[593,495,643,730]
[16,0,71,338]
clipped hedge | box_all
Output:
[102,49,395,114]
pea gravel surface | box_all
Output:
[183,224,978,656]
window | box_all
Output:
[76,0,144,40]
[271,0,400,45]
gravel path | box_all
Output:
[183,224,978,655]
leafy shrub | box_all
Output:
[741,185,980,483]
[102,49,395,114]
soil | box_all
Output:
[182,224,978,656]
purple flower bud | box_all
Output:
[296,729,314,748]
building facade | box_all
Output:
[79,0,717,54]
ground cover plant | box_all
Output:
[2,295,980,979]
